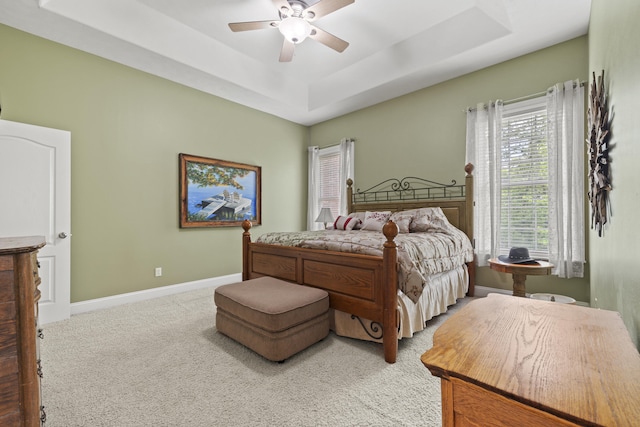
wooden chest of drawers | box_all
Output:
[0,236,46,426]
[421,294,640,426]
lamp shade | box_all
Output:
[315,207,334,224]
[278,17,312,44]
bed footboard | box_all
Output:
[241,219,400,363]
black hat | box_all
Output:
[498,247,538,264]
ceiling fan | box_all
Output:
[228,0,354,62]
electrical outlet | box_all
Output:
[155,267,162,277]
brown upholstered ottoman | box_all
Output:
[214,277,330,362]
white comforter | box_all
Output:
[256,227,473,303]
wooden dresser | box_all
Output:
[421,293,640,426]
[0,236,46,426]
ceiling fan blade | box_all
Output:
[229,20,278,32]
[279,39,295,62]
[272,0,293,16]
[303,0,355,21]
[309,26,349,52]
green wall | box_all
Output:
[0,24,308,302]
[588,0,640,347]
[310,36,591,303]
[5,6,636,345]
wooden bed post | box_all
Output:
[464,163,475,297]
[241,219,252,281]
[382,220,399,363]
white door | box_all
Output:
[0,119,71,324]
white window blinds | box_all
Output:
[500,97,549,258]
[318,146,341,221]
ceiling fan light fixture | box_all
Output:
[278,16,312,44]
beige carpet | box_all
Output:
[40,288,472,426]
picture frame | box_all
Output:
[179,153,261,228]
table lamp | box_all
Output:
[315,207,334,229]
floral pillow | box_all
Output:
[389,210,414,233]
[409,207,451,233]
[333,215,360,231]
[360,211,392,232]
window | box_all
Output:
[317,145,341,220]
[500,97,549,258]
[307,139,354,230]
[467,80,584,277]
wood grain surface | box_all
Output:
[422,294,640,426]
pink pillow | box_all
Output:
[361,211,392,232]
[333,215,360,231]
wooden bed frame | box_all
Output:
[241,164,475,363]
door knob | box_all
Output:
[58,232,71,239]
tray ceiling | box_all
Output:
[1,0,591,125]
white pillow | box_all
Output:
[348,212,366,230]
[360,211,392,232]
[333,215,360,231]
[410,207,451,233]
[389,210,414,233]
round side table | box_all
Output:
[488,258,554,297]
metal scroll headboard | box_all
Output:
[350,176,465,204]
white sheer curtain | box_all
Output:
[546,80,585,278]
[307,146,320,230]
[338,138,355,216]
[465,101,503,267]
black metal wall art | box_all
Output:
[587,70,612,237]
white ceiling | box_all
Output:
[1,0,592,125]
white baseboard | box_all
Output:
[474,285,589,307]
[71,273,242,316]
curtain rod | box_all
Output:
[464,81,586,113]
[312,137,356,150]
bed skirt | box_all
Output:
[329,264,469,342]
